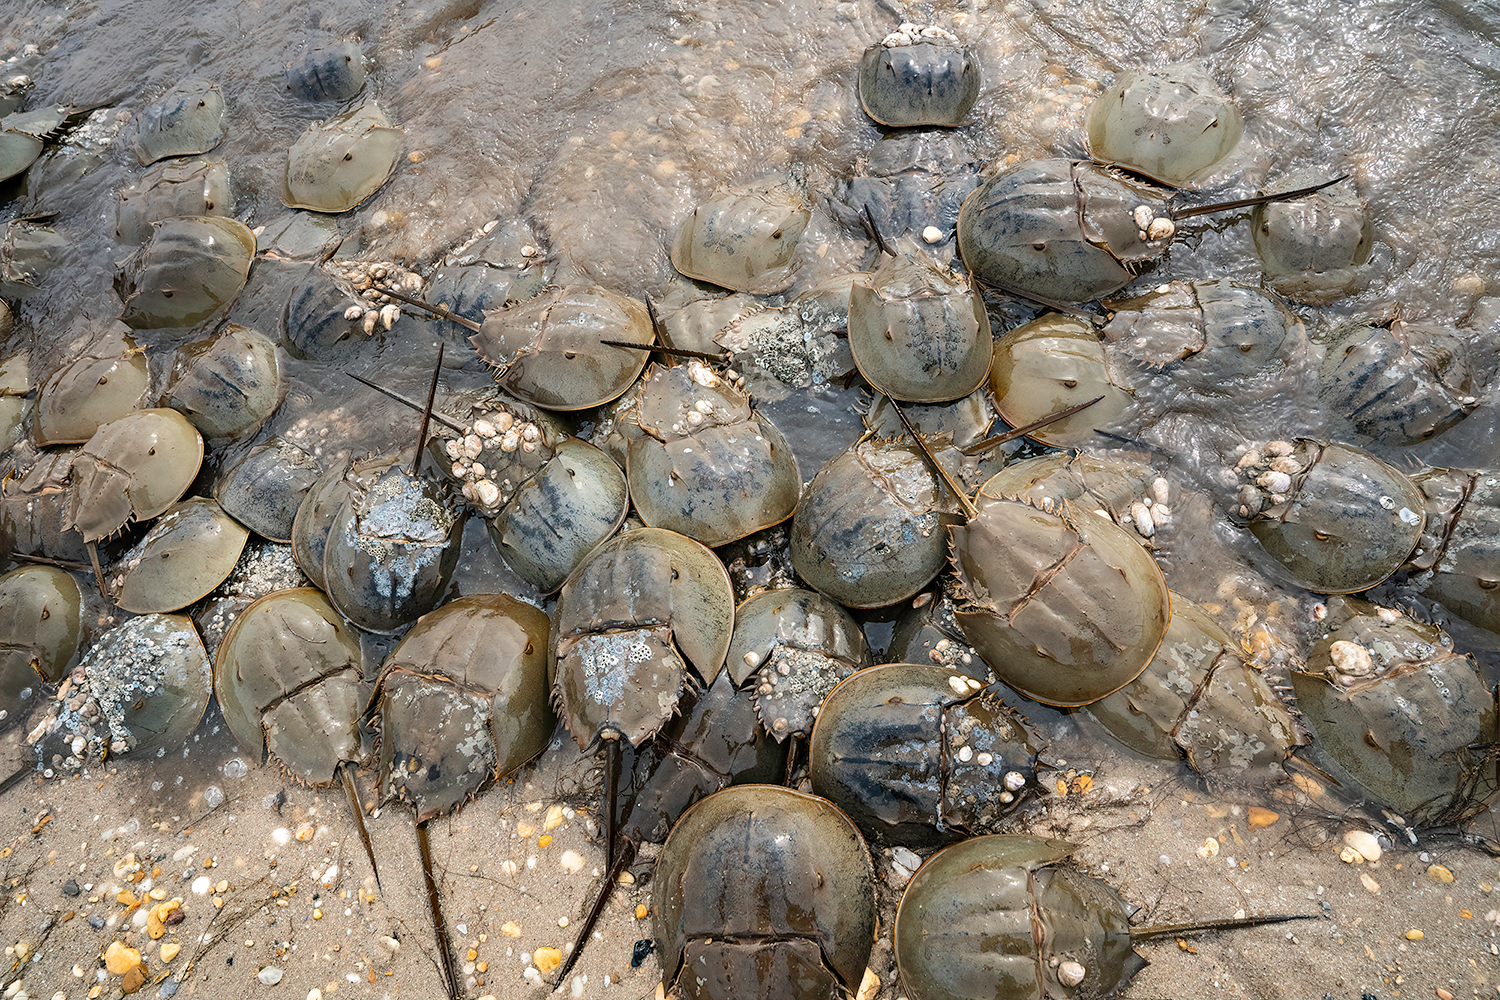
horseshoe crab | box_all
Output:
[64,407,205,542]
[809,662,1046,846]
[846,237,992,404]
[894,835,1306,1000]
[31,324,148,446]
[470,283,651,410]
[835,131,982,256]
[163,323,285,440]
[116,158,232,244]
[1228,439,1425,595]
[107,497,249,614]
[1316,317,1477,445]
[628,360,801,547]
[0,566,84,726]
[1405,465,1500,634]
[857,24,980,128]
[725,586,871,741]
[956,158,1342,303]
[653,784,876,1000]
[1254,166,1374,304]
[371,593,553,822]
[286,38,368,102]
[1084,593,1300,783]
[552,526,734,750]
[214,436,322,543]
[116,215,256,329]
[133,77,226,165]
[213,587,366,786]
[283,100,402,213]
[791,433,963,610]
[321,459,465,634]
[1289,599,1499,828]
[1086,63,1243,188]
[950,487,1171,707]
[671,175,811,294]
[988,315,1134,448]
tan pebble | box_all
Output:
[1436,987,1455,1000]
[1339,847,1364,865]
[160,941,180,963]
[857,966,881,1000]
[1360,872,1380,893]
[1405,928,1423,941]
[105,941,142,975]
[544,804,567,831]
[1343,829,1382,863]
[533,947,562,975]
[617,870,635,885]
[1427,864,1455,883]
[500,922,521,937]
[215,881,228,894]
[116,890,138,906]
[295,823,315,842]
[408,150,427,163]
[476,960,488,973]
[466,948,478,962]
[636,904,648,920]
[1246,806,1279,829]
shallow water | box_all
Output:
[3,1,1500,998]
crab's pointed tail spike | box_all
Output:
[339,762,383,892]
[412,343,445,477]
[551,839,639,988]
[346,373,467,432]
[1130,912,1317,943]
[416,820,461,1000]
[960,395,1105,457]
[1174,175,1347,220]
[375,286,484,333]
[889,395,978,520]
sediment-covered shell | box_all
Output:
[133,78,226,165]
[951,490,1171,707]
[283,100,402,213]
[1086,63,1243,188]
[471,283,651,410]
[117,215,256,329]
[725,587,871,740]
[65,408,205,542]
[108,497,249,614]
[857,27,980,128]
[372,594,553,822]
[72,614,212,757]
[847,240,992,403]
[552,527,734,749]
[214,588,365,785]
[322,461,465,634]
[628,361,801,547]
[671,176,811,294]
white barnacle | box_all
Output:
[473,419,496,439]
[361,310,378,335]
[1328,639,1374,678]
[380,303,401,329]
[343,305,364,321]
[1132,205,1155,231]
[1130,502,1154,538]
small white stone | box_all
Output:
[257,966,284,985]
[921,225,944,243]
[956,745,973,763]
[1004,771,1027,791]
[1328,640,1374,678]
[1130,502,1154,537]
[1257,470,1292,494]
[559,850,585,874]
[271,827,292,846]
[473,419,496,438]
[190,875,212,895]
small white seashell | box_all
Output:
[1058,961,1086,987]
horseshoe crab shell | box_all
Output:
[133,78,227,165]
[670,176,810,294]
[117,215,256,330]
[283,100,402,213]
[1086,63,1243,188]
[65,408,205,542]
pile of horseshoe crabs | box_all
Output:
[2,2,1499,998]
